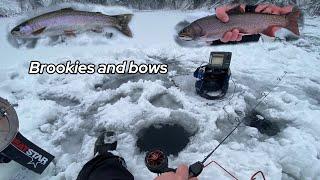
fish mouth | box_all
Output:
[11,30,21,37]
[10,31,30,39]
[178,33,193,41]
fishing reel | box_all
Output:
[194,52,232,100]
[145,149,203,177]
[0,98,19,153]
[0,97,54,174]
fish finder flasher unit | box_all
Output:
[209,52,231,70]
[194,52,232,100]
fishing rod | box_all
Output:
[145,71,287,178]
[202,71,287,164]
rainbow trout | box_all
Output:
[11,8,133,38]
[178,11,300,41]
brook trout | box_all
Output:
[178,11,300,41]
[11,8,133,38]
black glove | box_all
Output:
[245,5,258,13]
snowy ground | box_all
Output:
[1,5,320,180]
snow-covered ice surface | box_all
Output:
[1,5,320,180]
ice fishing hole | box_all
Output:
[136,123,193,156]
[244,111,283,136]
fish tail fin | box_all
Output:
[285,10,301,36]
[112,14,133,37]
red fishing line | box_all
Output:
[204,160,266,180]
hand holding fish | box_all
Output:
[216,4,294,42]
[255,4,293,15]
[254,4,293,37]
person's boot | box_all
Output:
[94,131,118,156]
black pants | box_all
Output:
[77,153,134,180]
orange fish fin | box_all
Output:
[32,27,46,35]
[285,10,300,36]
[64,30,76,37]
[262,26,281,37]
